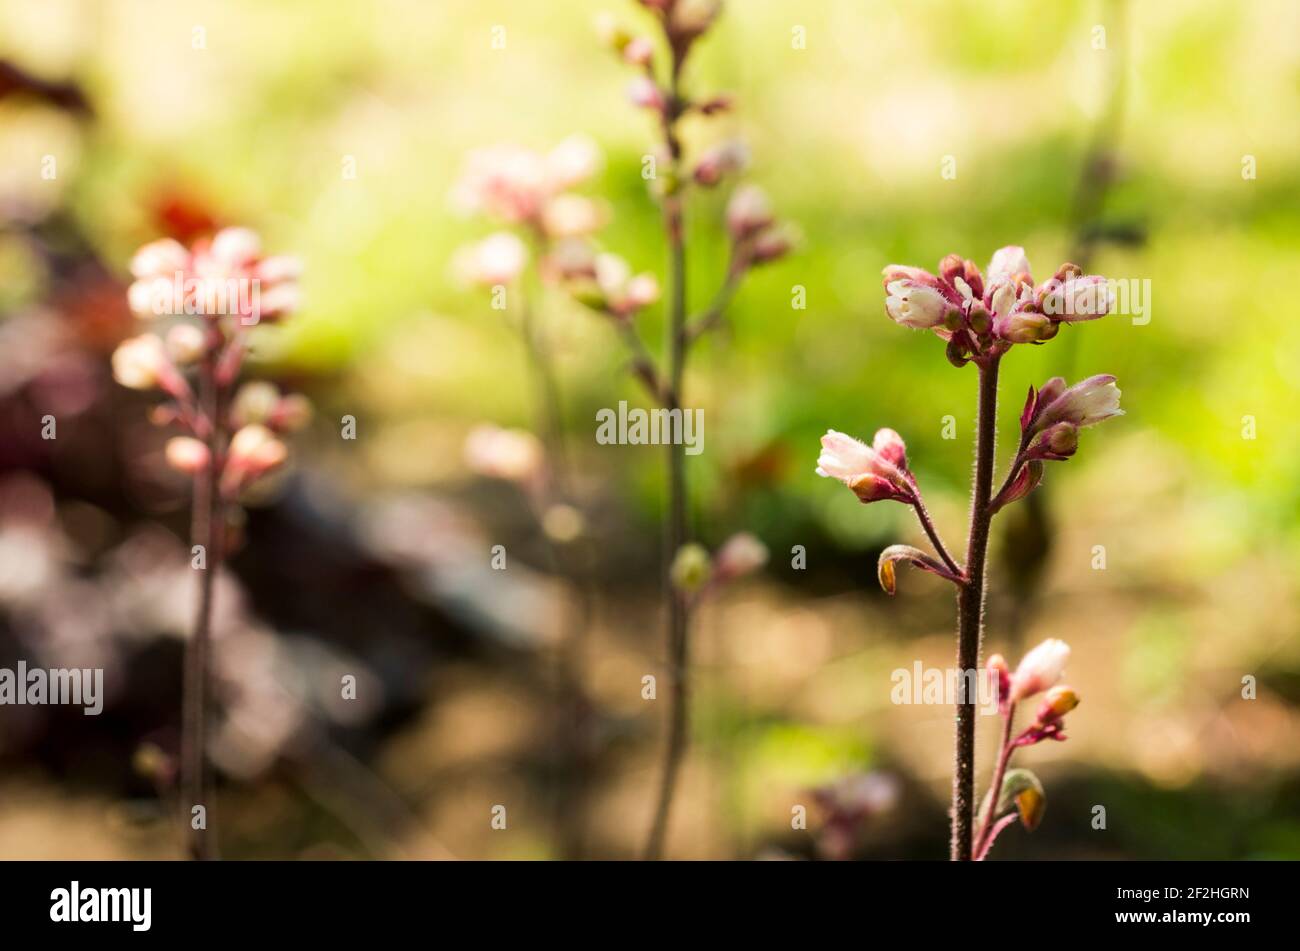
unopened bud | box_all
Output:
[231,381,280,427]
[670,543,712,593]
[1036,685,1080,722]
[165,324,206,365]
[165,436,210,475]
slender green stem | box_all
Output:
[952,355,1000,861]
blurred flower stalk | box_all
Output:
[588,0,790,860]
[112,228,307,858]
[817,246,1121,859]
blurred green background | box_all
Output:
[0,0,1298,859]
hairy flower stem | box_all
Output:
[644,63,691,858]
[953,355,1001,861]
[181,349,223,860]
[974,703,1017,858]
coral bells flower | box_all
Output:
[164,436,210,476]
[1008,638,1070,703]
[712,531,768,583]
[1015,685,1081,747]
[221,423,288,496]
[1028,374,1123,434]
[464,424,544,484]
[881,247,1113,362]
[111,334,186,395]
[453,137,602,231]
[127,227,301,325]
[816,429,915,504]
[454,232,528,286]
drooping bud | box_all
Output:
[1031,374,1122,434]
[815,429,914,504]
[269,393,313,433]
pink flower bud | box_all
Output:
[209,227,263,272]
[222,423,287,495]
[871,427,907,470]
[270,393,313,433]
[713,532,768,582]
[885,280,949,329]
[111,334,171,391]
[987,654,1011,705]
[669,0,722,41]
[1009,638,1070,703]
[231,381,281,427]
[750,225,795,265]
[725,184,773,241]
[692,141,749,187]
[996,310,1051,343]
[164,324,206,365]
[165,436,210,476]
[464,424,544,483]
[544,135,602,192]
[456,232,528,286]
[1032,374,1122,433]
[1026,421,1079,461]
[1039,274,1112,321]
[986,245,1032,286]
[624,273,660,310]
[622,35,654,66]
[1035,685,1080,722]
[256,255,304,285]
[815,429,913,504]
[627,76,666,111]
[541,194,606,239]
[130,238,190,280]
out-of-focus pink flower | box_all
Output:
[221,423,287,496]
[452,144,548,223]
[455,232,528,286]
[1008,638,1070,703]
[111,334,177,392]
[815,428,915,504]
[725,184,773,241]
[544,135,602,192]
[164,324,206,365]
[627,75,667,112]
[589,253,659,316]
[693,141,748,187]
[165,436,210,475]
[712,531,768,582]
[541,194,606,239]
[669,0,722,41]
[464,424,544,484]
[623,35,654,66]
[127,228,300,324]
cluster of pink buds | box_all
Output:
[111,228,309,500]
[975,639,1080,859]
[452,136,605,287]
[819,244,1119,860]
[883,246,1114,366]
